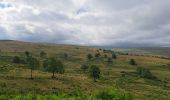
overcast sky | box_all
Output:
[0,0,170,47]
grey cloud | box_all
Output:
[0,0,170,47]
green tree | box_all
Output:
[136,67,155,79]
[27,57,40,79]
[25,51,30,57]
[89,65,100,82]
[129,59,136,65]
[40,51,47,58]
[95,53,100,58]
[112,53,117,59]
[87,54,93,60]
[13,56,20,64]
[43,58,64,78]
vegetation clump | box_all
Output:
[87,54,93,60]
[136,67,156,79]
[89,65,100,82]
[13,56,26,64]
[112,52,117,59]
[129,59,136,65]
[40,51,47,58]
[95,53,101,58]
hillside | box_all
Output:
[113,47,170,57]
[0,40,170,100]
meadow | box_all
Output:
[0,40,170,100]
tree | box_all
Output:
[13,56,20,64]
[129,59,136,65]
[27,57,40,79]
[95,53,100,58]
[112,53,117,59]
[40,51,47,58]
[136,67,155,79]
[43,58,64,78]
[89,65,100,82]
[81,64,89,72]
[25,51,30,57]
[87,54,93,60]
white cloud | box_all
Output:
[0,0,170,47]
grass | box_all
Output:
[0,40,170,100]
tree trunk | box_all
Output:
[52,72,55,78]
[94,78,96,82]
[30,69,33,79]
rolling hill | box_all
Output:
[0,40,170,100]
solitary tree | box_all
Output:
[43,58,64,78]
[129,59,136,65]
[89,65,101,82]
[27,57,40,79]
[13,56,20,64]
[25,51,30,57]
[87,54,93,60]
[112,53,117,59]
[40,51,47,58]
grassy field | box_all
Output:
[113,47,170,57]
[0,40,170,100]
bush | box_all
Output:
[136,67,156,79]
[129,59,136,65]
[95,53,100,58]
[112,53,117,59]
[89,65,100,82]
[40,51,47,58]
[13,56,26,64]
[96,89,132,100]
[87,54,93,60]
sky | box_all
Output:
[0,0,170,47]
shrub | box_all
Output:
[136,67,156,79]
[112,53,117,59]
[95,53,100,58]
[40,51,47,58]
[25,51,30,57]
[96,89,132,100]
[89,65,100,82]
[87,54,93,60]
[13,56,20,64]
[129,59,136,65]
